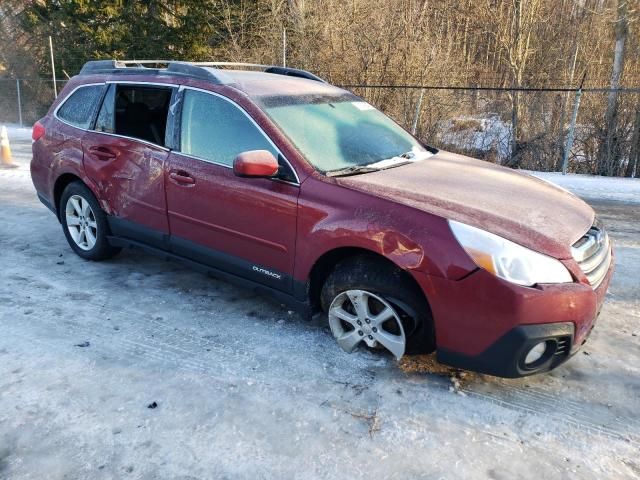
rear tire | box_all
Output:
[320,255,435,356]
[59,182,120,261]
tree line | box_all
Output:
[0,0,638,176]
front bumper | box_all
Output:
[437,322,578,377]
[412,253,614,378]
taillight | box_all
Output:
[32,121,46,142]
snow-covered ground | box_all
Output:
[526,170,640,204]
[2,124,32,142]
[1,140,639,479]
[439,114,512,160]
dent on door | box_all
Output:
[48,124,85,180]
[82,134,170,241]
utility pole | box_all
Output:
[49,35,57,98]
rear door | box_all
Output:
[82,82,176,249]
[165,87,300,292]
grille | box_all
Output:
[571,221,611,289]
[554,336,571,357]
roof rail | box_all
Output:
[191,62,326,82]
[78,60,226,83]
[78,60,326,84]
[264,66,326,83]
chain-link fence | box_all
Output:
[0,78,68,127]
[1,77,638,176]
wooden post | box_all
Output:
[49,36,57,99]
[16,79,23,127]
[282,28,287,67]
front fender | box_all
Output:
[294,176,476,282]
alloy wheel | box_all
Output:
[328,289,406,360]
[65,194,98,251]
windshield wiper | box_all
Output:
[325,165,381,177]
[379,160,413,170]
[325,150,429,177]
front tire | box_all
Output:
[320,255,435,358]
[59,182,120,261]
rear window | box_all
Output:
[95,84,116,134]
[56,84,105,129]
[94,84,173,146]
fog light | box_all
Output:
[524,341,547,365]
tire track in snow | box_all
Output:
[456,387,638,445]
[471,382,638,431]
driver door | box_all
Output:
[165,88,300,292]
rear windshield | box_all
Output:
[258,93,429,173]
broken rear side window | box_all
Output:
[95,84,173,146]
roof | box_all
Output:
[77,60,345,97]
[217,70,347,98]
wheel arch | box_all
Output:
[53,173,84,220]
[53,173,103,221]
[307,246,430,314]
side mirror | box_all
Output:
[233,150,279,178]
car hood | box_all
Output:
[335,150,594,259]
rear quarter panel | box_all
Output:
[31,78,108,210]
[32,116,96,210]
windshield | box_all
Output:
[259,93,432,173]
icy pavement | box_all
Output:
[1,145,639,479]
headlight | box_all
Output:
[449,220,573,286]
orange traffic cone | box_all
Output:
[1,125,18,169]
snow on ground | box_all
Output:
[526,170,640,204]
[439,114,512,160]
[1,143,639,479]
[2,123,32,143]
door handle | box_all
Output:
[88,146,116,160]
[169,171,196,185]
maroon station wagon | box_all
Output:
[30,60,614,377]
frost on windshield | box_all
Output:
[260,94,431,173]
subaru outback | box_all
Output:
[30,60,614,377]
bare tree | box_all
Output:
[483,0,545,167]
[597,0,629,175]
[625,104,640,177]
[2,0,639,175]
